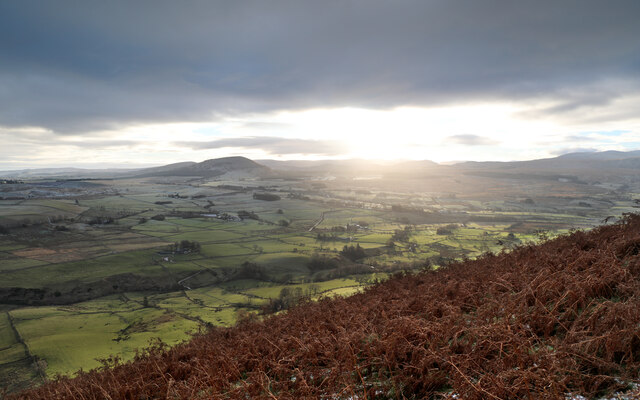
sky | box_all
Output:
[1,0,640,169]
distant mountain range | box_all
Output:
[4,151,640,180]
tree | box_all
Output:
[391,226,412,242]
[253,193,281,201]
[340,243,366,261]
[437,224,458,235]
[170,240,201,254]
[308,254,340,271]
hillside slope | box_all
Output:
[14,215,640,399]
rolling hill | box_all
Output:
[14,214,640,399]
[453,150,640,175]
[132,156,272,178]
[5,150,640,182]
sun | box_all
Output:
[259,104,546,161]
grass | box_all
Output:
[6,273,379,380]
[132,220,196,233]
[189,286,254,306]
[0,179,608,391]
[251,251,308,265]
[0,256,49,272]
[14,309,128,376]
[26,200,86,214]
[201,243,256,257]
[163,229,245,243]
[0,344,26,366]
[161,261,206,276]
[238,277,362,299]
[0,313,22,361]
[11,301,201,378]
[0,249,169,288]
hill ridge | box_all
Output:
[133,156,271,178]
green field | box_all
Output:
[0,177,628,391]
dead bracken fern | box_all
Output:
[12,214,640,399]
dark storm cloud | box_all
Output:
[1,0,639,133]
[445,135,498,146]
[178,136,345,155]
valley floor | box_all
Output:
[0,174,637,392]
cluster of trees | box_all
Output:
[307,247,432,282]
[167,211,205,219]
[1,214,74,232]
[436,224,459,235]
[169,240,201,254]
[391,204,426,213]
[237,210,259,220]
[308,254,341,272]
[312,264,373,281]
[391,226,413,242]
[426,254,453,267]
[340,243,366,261]
[217,184,244,191]
[87,216,115,225]
[311,259,427,282]
[316,232,340,241]
[263,285,320,313]
[307,244,373,276]
[236,261,269,281]
[253,193,281,201]
[327,224,359,233]
[316,225,361,241]
[287,192,310,201]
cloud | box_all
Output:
[445,135,499,146]
[1,1,639,133]
[0,127,143,149]
[55,140,144,149]
[563,135,598,142]
[596,130,631,137]
[177,136,345,155]
[239,122,292,131]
